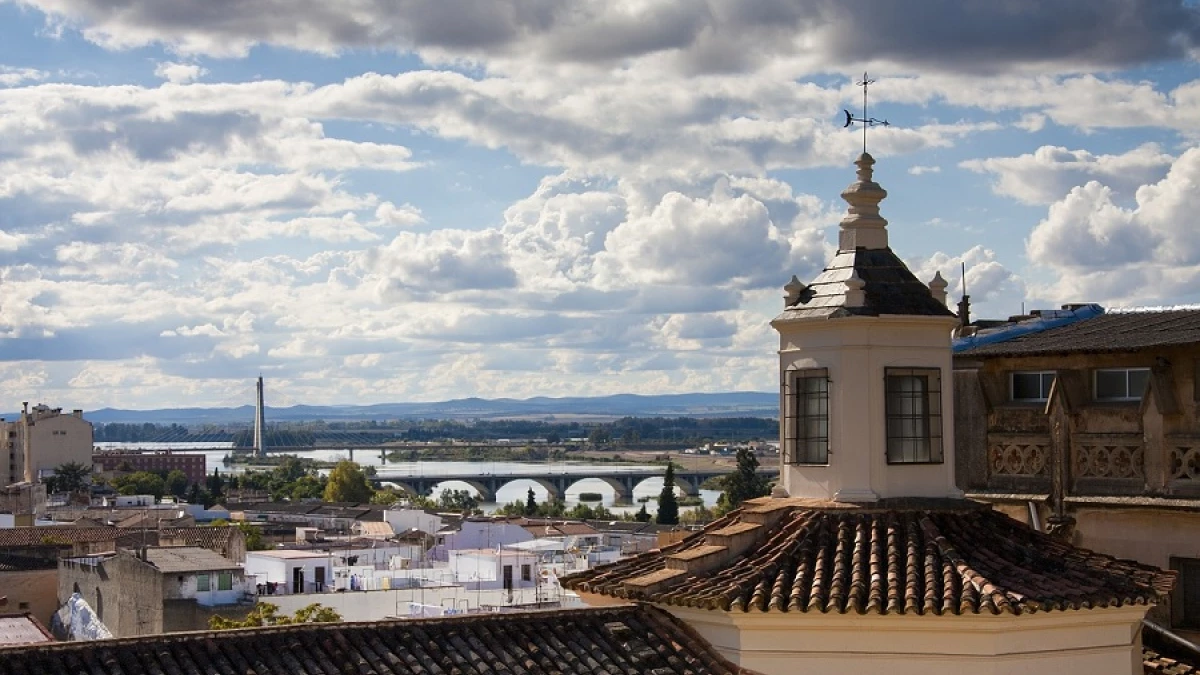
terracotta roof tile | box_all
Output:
[1145,648,1200,674]
[0,605,757,675]
[564,499,1175,616]
[0,526,118,549]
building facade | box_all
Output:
[93,452,206,485]
[954,307,1200,630]
[1,404,93,485]
[57,546,252,637]
[564,153,1176,675]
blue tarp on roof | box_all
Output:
[952,304,1104,354]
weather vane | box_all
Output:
[843,71,889,154]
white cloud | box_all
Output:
[1027,147,1200,305]
[908,165,941,175]
[0,66,47,86]
[153,61,206,84]
[962,143,1174,205]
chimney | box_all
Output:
[957,295,971,327]
[22,402,28,415]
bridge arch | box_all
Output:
[377,480,420,497]
[430,479,495,503]
[493,478,564,503]
[563,476,633,505]
[630,475,702,497]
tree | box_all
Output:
[236,522,267,551]
[717,447,772,513]
[635,503,650,522]
[656,462,679,525]
[371,489,401,506]
[525,487,538,516]
[48,462,92,494]
[112,471,166,498]
[209,602,341,630]
[323,461,373,503]
[438,489,479,512]
[165,470,190,498]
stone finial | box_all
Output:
[783,275,807,307]
[928,271,948,306]
[838,152,889,251]
[843,269,866,308]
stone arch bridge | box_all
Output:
[370,467,778,504]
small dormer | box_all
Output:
[772,153,960,502]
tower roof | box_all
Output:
[775,153,954,322]
[563,498,1174,616]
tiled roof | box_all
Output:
[0,605,754,675]
[0,526,118,548]
[142,546,240,573]
[956,309,1200,357]
[1145,648,1200,674]
[515,518,600,537]
[564,498,1174,616]
[159,525,239,550]
[774,248,956,321]
[0,614,53,646]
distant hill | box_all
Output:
[20,392,777,426]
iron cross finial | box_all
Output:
[842,71,890,154]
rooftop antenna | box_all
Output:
[843,71,890,155]
[957,261,971,328]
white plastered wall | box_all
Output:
[776,315,961,501]
[667,604,1149,675]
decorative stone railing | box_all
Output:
[1072,435,1145,480]
[987,434,1051,477]
[1168,442,1200,482]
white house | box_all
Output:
[383,507,444,536]
[447,548,540,592]
[243,550,333,595]
[430,519,532,561]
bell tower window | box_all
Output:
[885,368,943,464]
[785,368,829,465]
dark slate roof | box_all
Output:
[0,526,118,549]
[775,248,955,321]
[563,497,1174,616]
[0,605,755,675]
[957,309,1200,357]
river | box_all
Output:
[93,442,722,515]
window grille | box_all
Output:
[885,368,943,464]
[784,368,829,465]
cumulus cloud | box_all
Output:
[907,246,1026,318]
[1028,148,1200,305]
[153,61,206,84]
[367,229,519,297]
[962,143,1174,205]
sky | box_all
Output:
[2,1,1200,410]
